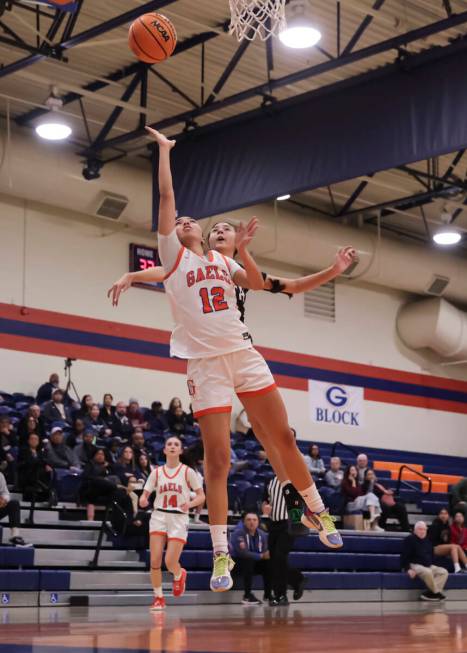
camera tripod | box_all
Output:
[64,358,80,403]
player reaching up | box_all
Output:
[109,232,356,537]
[140,435,205,611]
[146,125,343,593]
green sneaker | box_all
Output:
[210,552,235,592]
[302,509,343,548]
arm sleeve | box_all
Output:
[144,469,158,494]
[187,467,202,491]
[158,230,183,273]
[231,531,260,560]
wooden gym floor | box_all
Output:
[1,603,467,653]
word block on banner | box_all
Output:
[308,380,364,428]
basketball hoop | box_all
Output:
[229,0,287,41]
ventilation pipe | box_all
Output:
[1,129,467,305]
[397,298,467,359]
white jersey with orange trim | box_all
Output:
[144,462,202,513]
[158,230,253,359]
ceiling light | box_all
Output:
[279,0,322,49]
[35,92,72,141]
[277,194,291,201]
[432,210,462,246]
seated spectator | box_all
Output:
[66,417,86,448]
[168,406,188,436]
[74,429,97,467]
[80,448,127,521]
[230,512,271,605]
[17,405,45,443]
[364,469,410,532]
[127,399,147,430]
[230,447,249,474]
[325,456,343,489]
[73,394,94,422]
[114,446,136,485]
[131,429,151,461]
[235,408,251,436]
[145,401,168,433]
[341,464,382,530]
[44,427,80,470]
[123,474,150,538]
[36,372,59,404]
[84,403,108,437]
[0,470,30,546]
[356,453,369,484]
[450,478,467,520]
[401,521,448,602]
[99,393,115,431]
[182,441,204,478]
[450,511,467,552]
[107,436,125,464]
[167,397,189,434]
[43,388,71,426]
[136,453,153,485]
[17,433,53,501]
[0,415,18,483]
[112,402,132,441]
[429,507,467,573]
[303,443,326,480]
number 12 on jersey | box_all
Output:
[199,287,228,314]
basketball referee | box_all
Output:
[263,476,305,606]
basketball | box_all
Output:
[128,12,177,64]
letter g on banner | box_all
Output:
[326,385,348,407]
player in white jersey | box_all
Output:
[108,231,355,537]
[139,435,205,611]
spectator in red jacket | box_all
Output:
[450,511,467,551]
[341,464,382,531]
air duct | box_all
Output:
[1,129,467,305]
[397,298,467,359]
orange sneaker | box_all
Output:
[150,596,166,611]
[173,568,187,598]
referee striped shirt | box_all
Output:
[266,476,288,522]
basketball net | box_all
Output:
[229,0,287,41]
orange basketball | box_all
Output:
[128,13,177,64]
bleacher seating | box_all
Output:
[2,386,467,605]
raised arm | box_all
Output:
[264,247,358,295]
[107,268,165,307]
[232,217,264,290]
[145,126,176,237]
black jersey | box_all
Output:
[235,272,291,323]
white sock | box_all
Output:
[299,485,325,514]
[174,569,183,581]
[454,562,461,573]
[209,525,228,554]
[153,586,163,598]
[11,527,19,538]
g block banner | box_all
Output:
[309,380,364,428]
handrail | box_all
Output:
[331,441,359,459]
[396,464,432,496]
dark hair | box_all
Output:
[242,511,259,521]
[151,401,162,410]
[168,397,182,413]
[80,394,93,411]
[103,393,113,402]
[308,443,320,458]
[344,464,357,480]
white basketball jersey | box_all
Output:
[144,463,201,513]
[163,244,252,359]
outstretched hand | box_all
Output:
[145,126,176,150]
[107,273,132,307]
[334,246,358,274]
[235,217,259,252]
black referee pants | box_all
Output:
[268,520,303,599]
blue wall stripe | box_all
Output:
[1,317,466,405]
